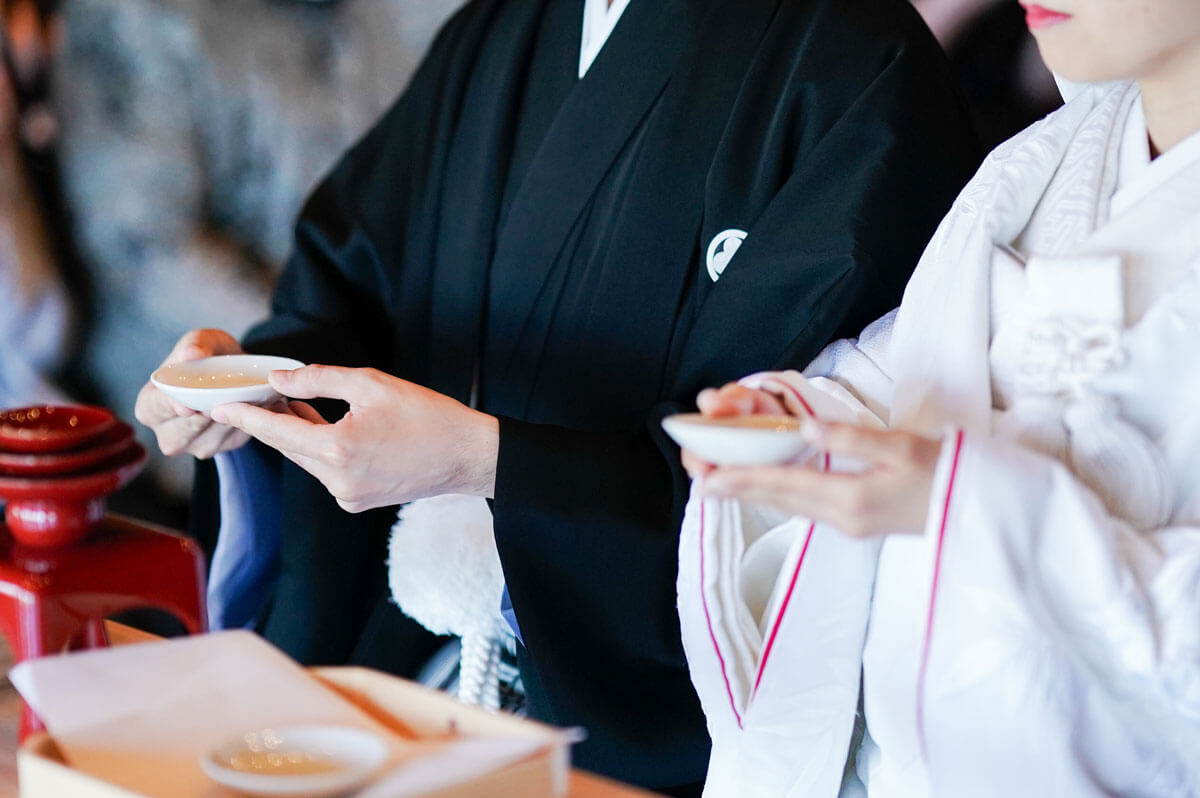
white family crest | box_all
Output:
[706,229,748,282]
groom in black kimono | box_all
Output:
[147,0,979,792]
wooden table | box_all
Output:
[1,625,655,798]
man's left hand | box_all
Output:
[211,365,499,513]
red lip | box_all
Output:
[1021,3,1072,29]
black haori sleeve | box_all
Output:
[188,1,525,665]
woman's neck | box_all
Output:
[1139,45,1200,157]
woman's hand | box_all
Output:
[134,329,250,459]
[210,365,499,513]
[701,421,943,538]
[681,382,789,479]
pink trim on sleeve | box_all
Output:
[697,376,827,725]
[698,495,745,729]
[749,378,827,697]
[916,428,966,763]
[752,522,816,696]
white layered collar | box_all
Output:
[580,0,631,78]
[1113,96,1200,218]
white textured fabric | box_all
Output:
[580,0,631,79]
[679,81,1200,796]
[677,370,887,798]
[387,494,513,707]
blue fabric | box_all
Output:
[209,443,282,629]
[500,585,523,645]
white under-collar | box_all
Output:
[580,0,631,79]
[1113,94,1200,217]
[1116,97,1152,197]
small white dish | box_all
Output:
[662,413,811,466]
[152,355,304,413]
[200,724,389,797]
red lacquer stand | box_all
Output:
[0,405,208,740]
[0,516,208,740]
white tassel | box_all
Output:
[1064,395,1174,530]
[458,633,503,710]
[387,495,514,708]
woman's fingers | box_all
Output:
[802,421,908,467]
[705,465,871,535]
[745,388,788,416]
[696,386,744,417]
[704,425,943,537]
[682,449,715,480]
[696,384,755,417]
[697,383,788,418]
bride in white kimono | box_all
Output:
[676,2,1200,796]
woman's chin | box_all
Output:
[1033,38,1145,87]
[1036,53,1119,87]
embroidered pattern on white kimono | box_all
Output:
[678,82,1200,797]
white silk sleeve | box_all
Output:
[916,431,1200,789]
[803,308,896,422]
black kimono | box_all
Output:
[194,0,979,790]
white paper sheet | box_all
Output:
[10,630,548,797]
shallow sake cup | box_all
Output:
[152,355,305,414]
[662,413,811,467]
[200,724,389,798]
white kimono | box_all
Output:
[678,81,1200,797]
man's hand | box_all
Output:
[210,366,500,513]
[134,329,250,459]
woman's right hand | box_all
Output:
[134,329,251,459]
[681,382,789,479]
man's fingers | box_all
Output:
[215,429,251,456]
[189,423,248,460]
[182,421,226,460]
[155,414,214,457]
[169,400,198,417]
[211,402,332,460]
[269,364,381,405]
[270,448,337,496]
[164,328,242,365]
[135,382,189,427]
[288,400,328,425]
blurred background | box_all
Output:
[0,0,1059,531]
[1,0,467,528]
